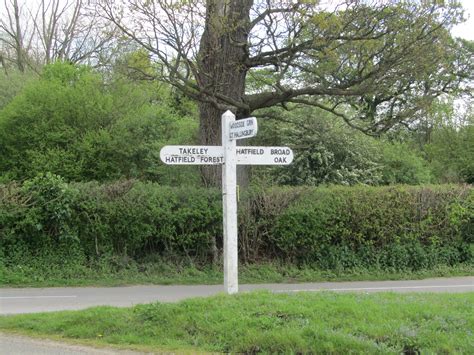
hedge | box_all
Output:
[0,174,472,272]
[267,185,473,269]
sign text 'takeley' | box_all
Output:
[160,111,294,294]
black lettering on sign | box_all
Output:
[199,156,224,164]
[271,148,290,155]
[230,121,245,129]
[274,157,287,163]
[237,148,261,155]
[232,129,254,138]
[180,147,206,154]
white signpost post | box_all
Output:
[160,110,293,294]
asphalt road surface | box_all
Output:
[0,333,147,355]
[1,277,473,354]
[1,276,473,315]
[0,333,145,355]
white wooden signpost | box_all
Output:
[160,110,293,294]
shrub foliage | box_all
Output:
[1,176,472,274]
[0,62,199,184]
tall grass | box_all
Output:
[1,291,473,353]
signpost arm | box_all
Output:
[222,110,238,294]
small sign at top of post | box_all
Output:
[229,116,257,140]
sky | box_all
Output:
[451,0,474,40]
[5,1,474,41]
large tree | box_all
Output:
[101,0,472,185]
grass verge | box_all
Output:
[1,291,473,353]
[1,262,473,288]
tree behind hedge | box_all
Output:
[252,105,432,186]
[103,1,471,186]
[0,62,199,184]
[426,118,474,184]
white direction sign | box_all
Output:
[236,147,293,165]
[229,116,257,140]
[160,145,223,165]
[159,111,293,295]
[160,145,293,165]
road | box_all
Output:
[1,276,473,315]
[1,277,473,354]
[0,333,144,355]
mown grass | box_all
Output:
[1,291,473,353]
[2,261,473,288]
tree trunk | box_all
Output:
[13,0,25,72]
[197,0,253,187]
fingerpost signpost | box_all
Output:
[160,110,293,294]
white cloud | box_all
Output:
[452,0,474,40]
